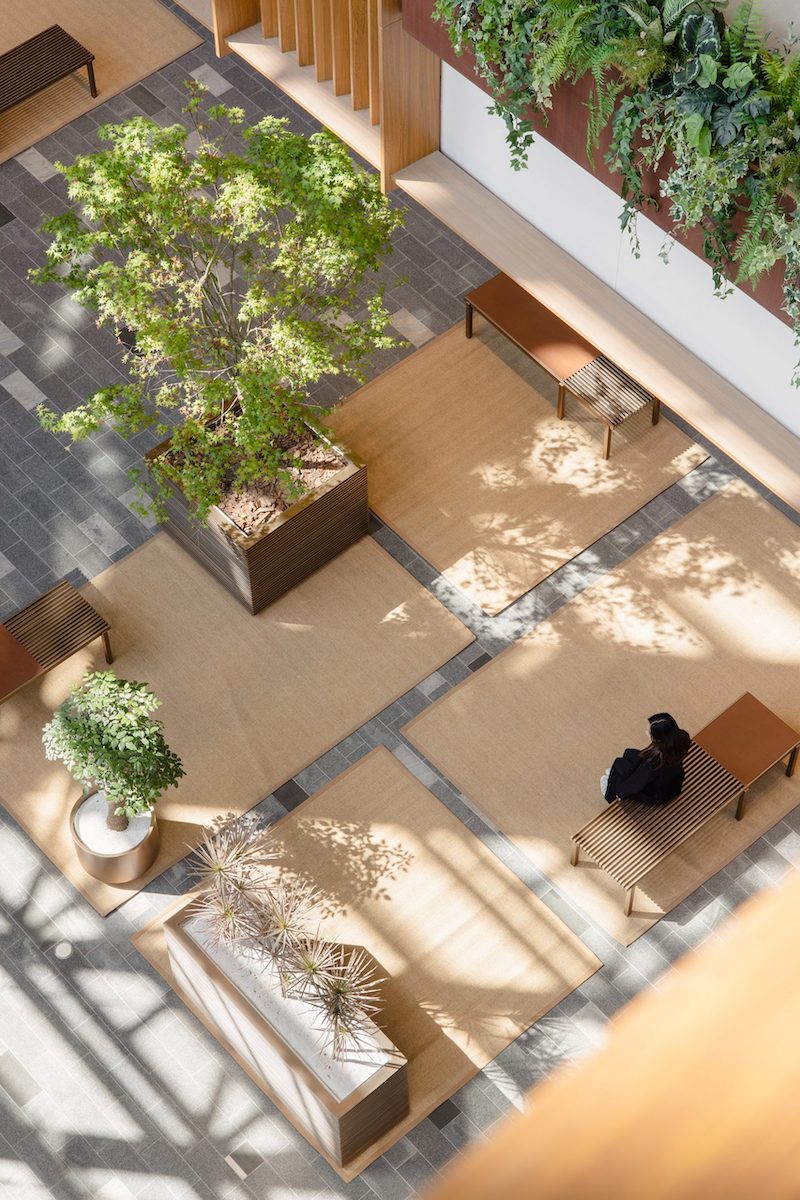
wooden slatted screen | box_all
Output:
[330,0,351,97]
[261,0,278,38]
[294,0,315,65]
[277,0,297,51]
[367,0,380,124]
[348,0,370,110]
[311,0,333,80]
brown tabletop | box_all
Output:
[694,692,800,788]
[466,273,599,382]
[0,623,43,702]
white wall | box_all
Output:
[440,64,800,437]
[760,0,799,39]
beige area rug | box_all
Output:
[403,481,800,945]
[0,0,201,164]
[171,0,212,29]
[132,748,600,1180]
[0,534,473,915]
[328,325,707,615]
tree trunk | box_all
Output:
[106,801,129,832]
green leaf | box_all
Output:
[697,53,718,88]
[681,13,721,59]
[711,105,742,146]
[684,111,706,148]
[723,61,754,90]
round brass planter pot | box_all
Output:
[70,794,160,884]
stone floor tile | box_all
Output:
[190,64,232,96]
[389,307,435,347]
[1,369,47,410]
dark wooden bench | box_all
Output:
[571,694,800,915]
[465,272,659,459]
[0,581,112,706]
[0,25,97,120]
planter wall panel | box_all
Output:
[401,0,789,327]
[147,441,368,615]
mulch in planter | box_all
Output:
[217,433,345,536]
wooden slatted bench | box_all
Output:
[0,581,112,707]
[571,693,800,915]
[465,272,659,459]
[0,25,97,121]
[571,742,742,916]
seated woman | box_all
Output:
[603,713,691,806]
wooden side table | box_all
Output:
[465,273,597,390]
[465,272,661,459]
[693,692,800,820]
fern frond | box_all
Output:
[760,46,800,110]
[725,0,762,63]
[662,0,697,34]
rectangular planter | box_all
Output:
[164,908,409,1170]
[145,432,368,615]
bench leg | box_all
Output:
[624,885,635,917]
[570,841,580,866]
[102,630,114,665]
[787,744,799,777]
[602,424,612,460]
[86,60,98,98]
[652,395,661,425]
[735,787,749,821]
[465,300,473,339]
[557,384,566,420]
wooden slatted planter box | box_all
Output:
[164,906,409,1171]
[145,432,368,615]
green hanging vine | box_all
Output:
[434,0,800,384]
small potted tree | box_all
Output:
[42,670,185,884]
[32,84,403,614]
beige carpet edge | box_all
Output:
[330,326,709,615]
[3,535,474,918]
[131,747,602,1180]
[0,1,202,165]
[401,482,798,946]
[369,444,709,617]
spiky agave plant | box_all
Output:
[190,819,386,1058]
[194,886,260,948]
[283,936,340,998]
[255,880,320,991]
[191,817,275,902]
[312,946,385,1059]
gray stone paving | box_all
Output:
[1,5,800,1199]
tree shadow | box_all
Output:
[270,817,414,919]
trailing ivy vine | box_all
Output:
[435,0,800,383]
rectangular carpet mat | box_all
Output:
[0,534,473,915]
[403,481,800,945]
[0,0,201,164]
[132,748,601,1180]
[329,324,707,614]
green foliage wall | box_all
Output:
[435,0,800,383]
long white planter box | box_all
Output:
[164,908,409,1168]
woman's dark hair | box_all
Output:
[642,712,691,767]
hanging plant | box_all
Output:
[436,0,800,384]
